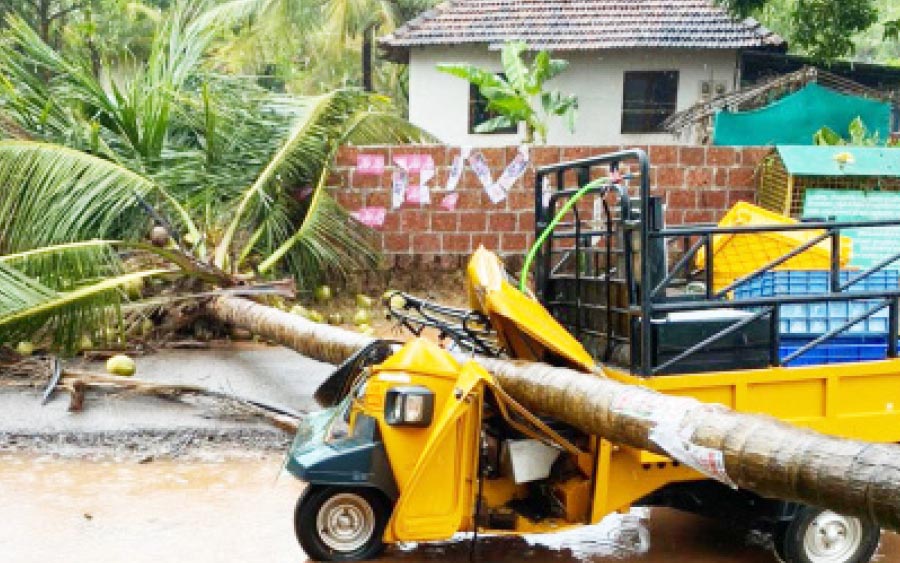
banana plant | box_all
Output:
[437,41,578,144]
[812,116,898,146]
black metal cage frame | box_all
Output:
[534,149,900,377]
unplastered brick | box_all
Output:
[338,143,768,261]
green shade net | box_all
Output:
[713,83,891,146]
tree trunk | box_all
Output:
[209,295,373,366]
[361,24,375,92]
[38,0,52,44]
[208,294,900,531]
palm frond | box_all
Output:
[214,90,430,285]
[0,240,123,291]
[257,187,379,287]
[0,141,198,252]
[216,90,348,267]
[341,111,438,145]
[0,262,170,353]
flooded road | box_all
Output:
[0,454,897,563]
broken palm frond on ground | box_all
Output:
[0,355,300,433]
[208,293,900,532]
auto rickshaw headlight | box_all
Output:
[385,386,434,427]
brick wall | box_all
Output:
[330,144,771,269]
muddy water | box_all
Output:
[0,454,897,563]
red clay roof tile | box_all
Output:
[379,0,785,61]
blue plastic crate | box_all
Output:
[734,270,900,298]
[780,335,895,366]
[733,270,899,337]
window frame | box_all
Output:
[621,70,680,134]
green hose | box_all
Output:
[519,178,609,292]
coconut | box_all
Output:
[290,304,309,317]
[150,225,169,247]
[355,294,374,309]
[79,334,94,351]
[358,324,375,336]
[306,310,325,323]
[353,308,372,326]
[121,277,144,299]
[140,318,154,337]
[15,341,34,356]
[387,293,407,310]
[327,312,344,325]
[106,354,136,377]
[314,285,333,303]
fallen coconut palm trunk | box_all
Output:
[209,295,900,531]
[209,295,374,365]
[479,357,900,530]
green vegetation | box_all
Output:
[813,116,899,146]
[0,0,437,103]
[720,0,900,62]
[0,1,432,352]
[437,41,578,144]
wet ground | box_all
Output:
[3,453,898,563]
[0,344,333,458]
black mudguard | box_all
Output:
[314,340,398,408]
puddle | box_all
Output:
[0,454,896,563]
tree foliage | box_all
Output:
[812,116,899,146]
[0,0,432,351]
[719,0,895,61]
[791,0,878,61]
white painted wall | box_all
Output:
[407,45,739,146]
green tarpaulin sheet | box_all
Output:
[713,83,891,146]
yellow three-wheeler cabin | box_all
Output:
[287,149,900,563]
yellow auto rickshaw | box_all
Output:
[286,149,900,563]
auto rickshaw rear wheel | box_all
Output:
[295,485,391,562]
[774,506,880,563]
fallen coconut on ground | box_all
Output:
[106,354,136,377]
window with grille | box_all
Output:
[621,71,680,133]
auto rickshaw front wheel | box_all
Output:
[295,485,391,562]
[774,506,880,563]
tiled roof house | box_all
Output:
[379,0,786,146]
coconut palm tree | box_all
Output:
[212,0,434,100]
[0,0,431,350]
[9,0,900,535]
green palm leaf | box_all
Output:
[0,240,123,291]
[218,90,428,286]
[216,91,344,267]
[341,111,438,145]
[0,141,199,252]
[0,261,171,353]
[256,179,378,286]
